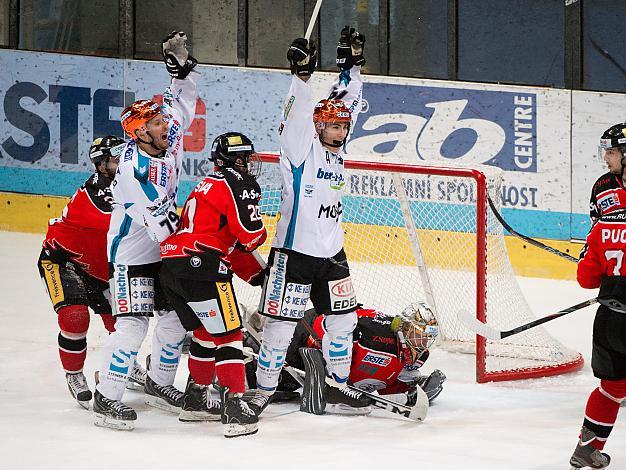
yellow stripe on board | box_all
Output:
[1,191,581,280]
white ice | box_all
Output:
[1,231,621,470]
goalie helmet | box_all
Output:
[391,302,439,363]
[210,132,259,175]
[120,100,162,139]
[89,135,125,168]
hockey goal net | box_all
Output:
[234,153,583,383]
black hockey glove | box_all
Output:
[287,38,317,77]
[162,31,198,79]
[336,25,366,71]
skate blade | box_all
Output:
[179,410,221,422]
[126,381,144,392]
[224,423,258,438]
[145,395,182,413]
[94,413,135,431]
[77,399,90,410]
[325,403,372,416]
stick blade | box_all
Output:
[408,385,429,422]
[456,310,502,340]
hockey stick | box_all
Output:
[241,311,428,421]
[304,0,324,41]
[456,297,598,340]
[487,195,579,263]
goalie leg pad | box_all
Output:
[97,316,148,401]
[255,318,297,392]
[299,347,327,415]
[149,310,186,386]
[322,312,357,383]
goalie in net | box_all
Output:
[244,302,445,415]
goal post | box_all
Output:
[234,153,583,383]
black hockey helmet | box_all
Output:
[600,123,626,151]
[89,135,125,168]
[210,132,258,175]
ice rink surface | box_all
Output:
[1,230,623,470]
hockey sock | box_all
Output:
[214,330,245,394]
[97,316,148,401]
[149,310,186,386]
[256,318,297,392]
[100,313,116,333]
[57,305,90,373]
[322,312,357,383]
[583,379,626,450]
[188,327,216,386]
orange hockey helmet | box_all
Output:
[120,100,162,139]
[313,99,351,124]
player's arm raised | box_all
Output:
[328,25,365,131]
[278,38,318,167]
[161,31,199,132]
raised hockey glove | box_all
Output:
[162,31,198,79]
[287,38,317,77]
[336,25,366,70]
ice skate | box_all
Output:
[93,390,136,431]
[126,360,146,391]
[179,377,221,422]
[243,389,273,417]
[221,388,259,438]
[144,375,184,413]
[325,377,372,416]
[66,372,92,409]
[569,427,611,469]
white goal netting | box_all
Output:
[234,155,583,382]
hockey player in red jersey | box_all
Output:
[589,123,626,225]
[245,302,444,415]
[569,207,626,469]
[38,136,124,408]
[160,132,267,437]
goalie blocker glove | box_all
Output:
[162,31,198,79]
[287,38,317,77]
[336,25,366,71]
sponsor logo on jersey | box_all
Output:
[264,252,287,316]
[362,353,392,367]
[217,282,240,331]
[304,184,314,198]
[123,143,134,162]
[329,277,357,312]
[115,264,129,314]
[357,363,379,375]
[318,201,343,222]
[372,335,395,345]
[284,95,295,120]
[167,122,180,148]
[316,168,345,190]
[190,256,201,268]
[240,188,260,200]
[41,260,65,304]
[598,191,621,213]
[330,278,354,297]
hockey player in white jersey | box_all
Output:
[94,31,198,430]
[248,26,371,416]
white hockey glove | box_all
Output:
[162,31,198,79]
